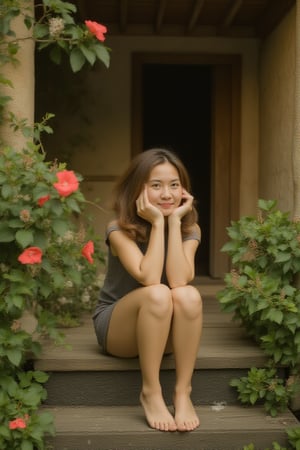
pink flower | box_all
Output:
[82,240,94,264]
[85,20,107,42]
[53,170,79,197]
[9,417,27,430]
[38,195,50,206]
[18,247,43,264]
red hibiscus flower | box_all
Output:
[18,247,43,264]
[38,195,50,206]
[82,240,94,264]
[9,417,27,430]
[53,170,79,197]
[85,20,107,42]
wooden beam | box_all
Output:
[221,0,243,28]
[155,0,167,33]
[119,0,128,33]
[256,0,295,38]
[186,0,205,34]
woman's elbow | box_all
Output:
[167,270,194,288]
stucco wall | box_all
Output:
[259,7,296,213]
[36,35,260,238]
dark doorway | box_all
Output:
[142,64,212,275]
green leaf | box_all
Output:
[79,44,96,65]
[0,425,10,439]
[70,47,85,72]
[94,44,110,68]
[22,389,42,407]
[1,184,12,198]
[249,392,258,404]
[33,23,49,39]
[33,371,49,383]
[273,348,282,363]
[52,219,69,236]
[11,295,24,309]
[39,282,52,298]
[0,223,14,242]
[38,411,54,426]
[24,15,33,30]
[258,199,276,211]
[275,252,291,263]
[49,198,64,216]
[21,440,34,450]
[52,271,65,289]
[266,308,283,324]
[6,348,22,366]
[8,218,24,228]
[15,229,34,247]
[66,197,81,213]
[50,45,62,65]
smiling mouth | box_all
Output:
[159,203,173,208]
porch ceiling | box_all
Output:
[72,0,295,39]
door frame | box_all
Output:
[131,53,241,278]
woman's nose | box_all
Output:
[161,187,171,197]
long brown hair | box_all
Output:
[112,148,198,242]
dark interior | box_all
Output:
[142,64,212,275]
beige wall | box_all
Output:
[1,2,35,149]
[259,7,296,213]
[37,35,260,239]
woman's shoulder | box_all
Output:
[105,220,120,240]
[184,223,201,242]
[106,219,119,231]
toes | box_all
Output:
[176,419,200,432]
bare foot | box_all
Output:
[173,392,200,431]
[140,391,177,432]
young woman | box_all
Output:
[93,148,203,432]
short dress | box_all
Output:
[93,222,200,354]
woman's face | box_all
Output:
[145,162,184,216]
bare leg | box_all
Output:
[106,284,177,431]
[171,285,202,431]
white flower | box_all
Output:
[93,273,105,288]
[64,230,75,241]
[49,17,65,37]
[58,296,72,305]
[81,290,90,304]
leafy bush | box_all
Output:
[0,0,110,448]
[217,199,300,416]
[243,425,300,449]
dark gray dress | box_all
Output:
[93,223,200,353]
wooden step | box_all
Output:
[36,281,299,449]
[42,367,257,406]
[44,404,299,450]
[34,284,270,407]
[34,291,267,373]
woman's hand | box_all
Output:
[136,185,163,224]
[171,189,194,219]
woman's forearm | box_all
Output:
[139,220,165,285]
[166,217,194,287]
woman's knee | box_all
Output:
[171,285,202,319]
[143,284,173,318]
